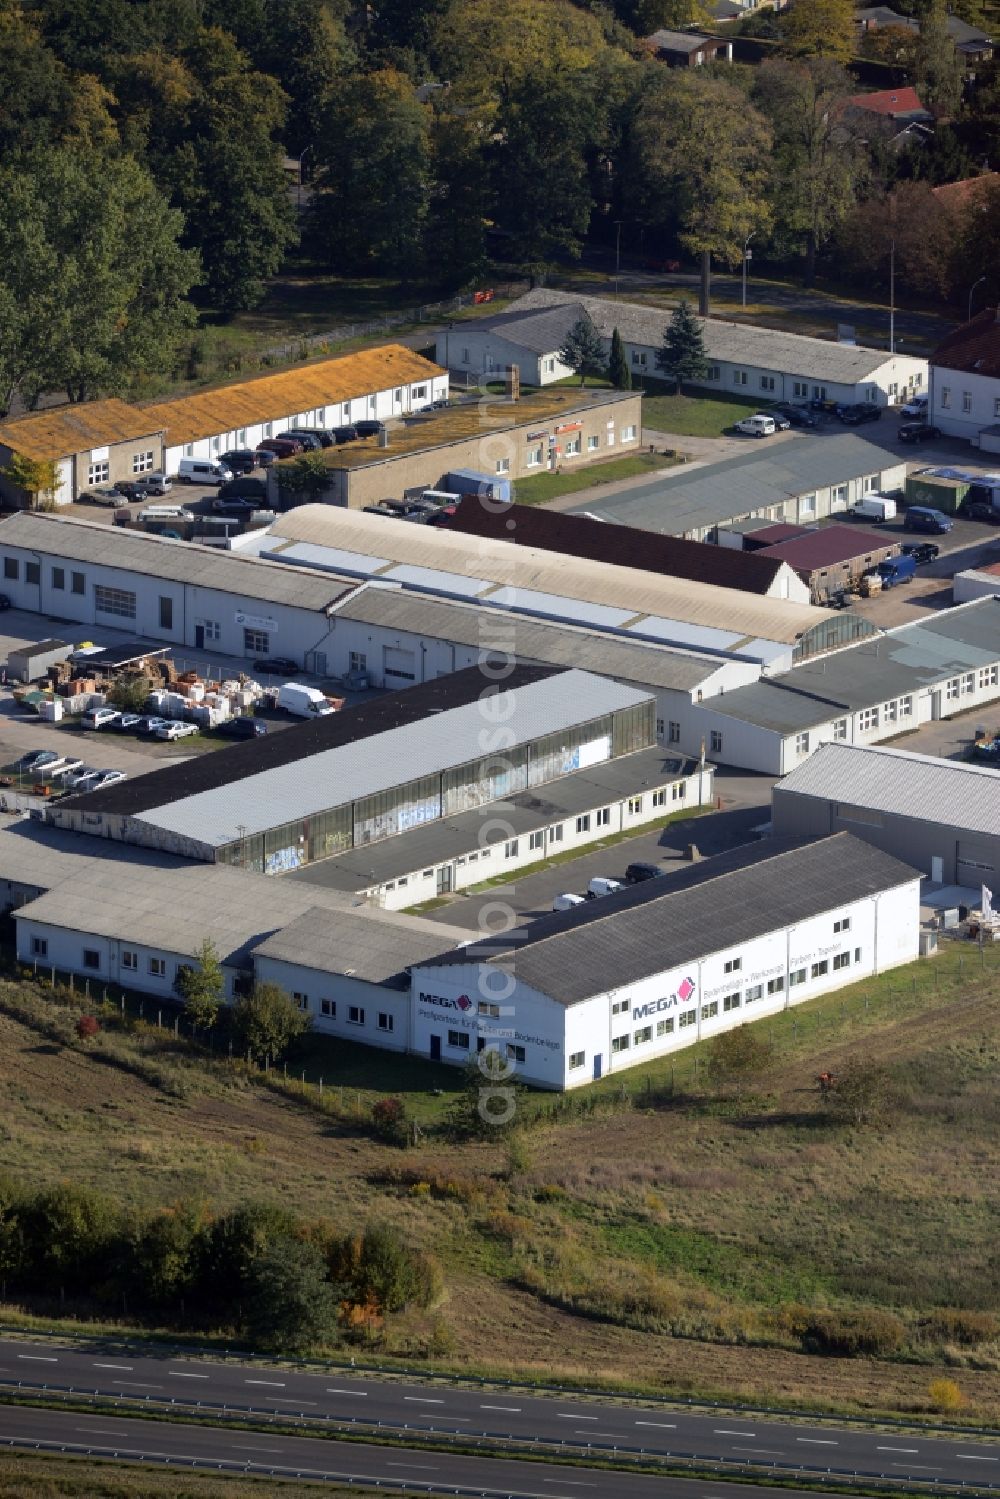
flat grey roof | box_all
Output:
[4,822,469,978]
[566,433,902,535]
[774,741,1000,837]
[289,746,697,893]
[420,833,918,1004]
[334,585,730,691]
[0,512,355,613]
[502,289,918,383]
[135,670,653,847]
[710,598,1000,734]
[250,905,469,986]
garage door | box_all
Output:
[957,838,996,888]
[383,646,416,683]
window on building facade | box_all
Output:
[569,1050,585,1069]
[3,558,18,581]
[148,956,166,976]
[548,824,563,844]
[94,585,136,619]
[448,1029,469,1050]
[799,493,816,517]
[833,952,850,970]
[963,392,972,413]
[795,732,810,755]
[656,1017,674,1036]
[707,365,721,381]
[979,666,999,690]
[652,789,666,807]
[672,782,686,802]
[627,796,642,815]
[87,461,110,486]
[321,999,335,1017]
[507,1043,526,1063]
[495,457,510,474]
[631,351,647,367]
[793,381,807,398]
[767,976,784,995]
[723,992,740,1012]
[900,695,913,716]
[724,956,741,973]
[622,425,636,441]
[811,959,829,978]
[611,1033,630,1053]
[25,562,39,585]
[963,672,975,694]
[611,999,629,1016]
[745,983,763,1003]
[832,484,848,507]
[348,651,367,673]
[760,375,775,391]
[595,807,611,827]
[655,717,664,737]
[51,567,64,590]
[378,1012,394,1032]
[946,677,960,700]
[834,916,851,933]
[244,628,269,655]
[813,385,827,400]
[668,721,680,743]
[30,937,47,957]
[529,830,544,851]
[122,950,138,970]
[858,706,879,732]
[478,1001,500,1018]
[710,730,723,754]
[833,719,848,740]
[132,451,154,474]
[504,840,519,859]
[678,1008,697,1028]
[82,948,100,970]
[575,814,590,834]
[526,445,543,468]
[159,597,173,630]
[71,571,85,594]
[789,967,806,986]
[587,434,599,452]
[701,1001,719,1020]
[634,1025,653,1044]
[293,992,309,1010]
[734,370,747,386]
[348,1005,365,1025]
[564,436,582,456]
[941,386,951,408]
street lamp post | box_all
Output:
[615,220,622,299]
[889,238,895,355]
[742,233,755,309]
[297,144,314,211]
[968,275,987,324]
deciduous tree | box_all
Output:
[0,455,59,509]
[174,938,225,1032]
[234,982,310,1065]
[824,1055,901,1127]
[706,1024,772,1093]
[915,0,965,118]
[244,1235,341,1351]
[491,70,594,270]
[655,300,707,393]
[782,0,856,63]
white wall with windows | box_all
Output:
[929,364,1000,443]
[251,954,410,1051]
[16,922,249,1002]
[410,878,919,1088]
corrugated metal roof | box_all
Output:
[757,523,894,571]
[135,670,653,846]
[333,585,734,691]
[566,433,904,536]
[420,834,919,1004]
[0,400,164,462]
[0,512,355,612]
[3,823,468,978]
[467,302,588,355]
[142,345,443,447]
[268,506,829,646]
[775,742,1000,836]
[248,905,469,984]
[500,289,920,383]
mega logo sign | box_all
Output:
[418,990,473,1012]
[632,975,695,1022]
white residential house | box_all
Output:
[928,307,1000,451]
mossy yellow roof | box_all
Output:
[0,401,164,462]
[143,345,444,447]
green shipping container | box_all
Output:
[904,474,970,514]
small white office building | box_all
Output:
[928,307,1000,448]
[409,833,921,1088]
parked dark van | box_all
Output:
[904,505,953,534]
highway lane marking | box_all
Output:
[482,1404,522,1412]
[327,1388,368,1396]
[112,1381,163,1390]
[93,1364,134,1372]
[892,1464,941,1471]
[797,1438,839,1445]
[730,1446,784,1455]
[957,1454,999,1461]
[387,1462,438,1469]
[403,1396,445,1403]
[715,1428,756,1436]
[169,1371,209,1379]
[230,1444,285,1453]
[635,1420,676,1429]
[75,1428,124,1435]
[878,1446,918,1453]
[558,1413,597,1420]
[270,1397,318,1405]
[543,1481,596,1487]
[245,1379,286,1387]
[576,1430,617,1438]
[17,1354,58,1362]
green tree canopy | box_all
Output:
[915,0,965,118]
[781,0,856,62]
[244,1234,341,1352]
[234,982,310,1064]
[558,316,606,386]
[655,299,708,393]
[608,326,632,389]
[174,937,225,1032]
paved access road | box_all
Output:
[0,1402,880,1499]
[1,1338,997,1489]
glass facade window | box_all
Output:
[354,771,441,847]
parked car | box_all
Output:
[0,594,10,611]
[176,458,232,486]
[281,429,329,450]
[15,749,59,773]
[837,402,881,425]
[61,763,99,789]
[904,505,953,534]
[332,425,359,444]
[767,410,791,431]
[900,542,939,564]
[213,492,267,515]
[898,421,941,444]
[586,876,624,899]
[219,449,258,475]
[625,861,664,884]
[771,403,819,429]
[849,494,897,523]
[735,414,776,438]
[256,438,301,460]
[552,892,585,911]
[875,554,917,588]
[82,486,125,507]
[135,715,171,736]
[253,657,299,676]
[962,500,1000,523]
[900,393,928,418]
[80,706,121,730]
[143,473,172,495]
[87,769,126,788]
[156,720,198,740]
[254,448,277,467]
[113,713,143,733]
[355,419,386,439]
[217,715,268,740]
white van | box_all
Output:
[176,458,232,486]
[735,414,777,439]
[138,505,195,523]
[850,494,897,523]
[552,893,586,912]
[587,876,624,899]
[276,682,337,719]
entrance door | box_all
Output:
[436,865,452,896]
[593,1052,602,1081]
[306,650,327,676]
[194,624,205,650]
[931,690,942,721]
[430,1034,441,1061]
[477,1036,486,1052]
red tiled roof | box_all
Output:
[847,87,926,115]
[932,307,1000,378]
[756,524,895,572]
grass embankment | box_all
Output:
[512,450,677,505]
[0,1452,358,1498]
[0,943,998,1420]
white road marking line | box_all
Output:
[93,1364,134,1372]
[730,1446,783,1455]
[387,1462,438,1470]
[111,1381,163,1389]
[327,1388,368,1396]
[245,1379,285,1387]
[75,1428,122,1435]
[576,1431,617,1438]
[559,1413,597,1420]
[716,1428,756,1436]
[892,1464,940,1471]
[543,1481,596,1488]
[957,1455,999,1461]
[635,1420,676,1429]
[231,1444,285,1453]
[17,1354,58,1362]
[169,1371,209,1379]
[797,1438,839,1445]
[270,1397,318,1405]
[403,1395,444,1403]
[482,1404,522,1412]
[878,1446,918,1453]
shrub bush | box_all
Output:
[928,1376,966,1412]
[921,1310,1000,1347]
[801,1307,905,1358]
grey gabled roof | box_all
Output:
[332,585,729,691]
[251,905,469,986]
[567,433,901,535]
[774,742,1000,837]
[420,833,918,1004]
[708,597,1000,733]
[0,512,354,613]
[647,28,713,50]
[467,302,589,356]
[501,289,912,383]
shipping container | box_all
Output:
[445,469,511,504]
[6,640,73,684]
[904,473,970,514]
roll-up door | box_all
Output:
[383,645,416,683]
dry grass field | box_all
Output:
[0,940,998,1422]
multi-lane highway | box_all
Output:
[0,1402,958,1499]
[0,1337,997,1489]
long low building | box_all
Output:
[440,289,928,409]
[772,741,1000,889]
[408,833,920,1086]
[565,433,908,541]
[687,598,1000,774]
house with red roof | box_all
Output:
[929,308,1000,450]
[845,87,932,124]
